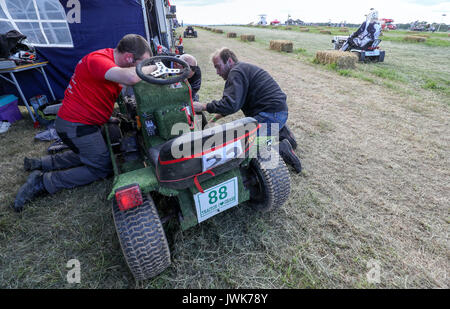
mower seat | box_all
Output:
[148,117,259,190]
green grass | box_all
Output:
[370,67,406,82]
[423,79,442,90]
[293,48,308,56]
[381,35,450,47]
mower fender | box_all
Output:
[108,166,178,200]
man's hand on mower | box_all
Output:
[141,64,157,75]
[193,101,207,113]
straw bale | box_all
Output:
[299,28,310,32]
[320,30,332,34]
[315,50,358,69]
[404,35,427,42]
[227,32,237,38]
[241,35,255,42]
[270,40,293,52]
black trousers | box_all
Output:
[41,116,112,194]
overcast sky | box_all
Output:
[172,0,450,25]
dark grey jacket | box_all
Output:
[206,62,288,116]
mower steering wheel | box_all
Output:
[136,56,190,85]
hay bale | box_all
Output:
[214,29,223,34]
[270,40,293,52]
[339,29,349,33]
[227,32,237,38]
[241,35,255,42]
[320,30,332,34]
[315,50,358,69]
[404,35,427,42]
[299,28,310,32]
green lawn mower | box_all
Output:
[106,56,291,280]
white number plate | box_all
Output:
[202,140,243,172]
[194,177,239,223]
[365,50,380,56]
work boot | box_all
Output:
[12,171,47,212]
[24,157,42,171]
[279,125,298,150]
[279,139,302,174]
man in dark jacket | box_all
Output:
[193,48,301,173]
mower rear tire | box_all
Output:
[112,196,171,280]
[247,147,291,212]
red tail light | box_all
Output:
[115,184,143,211]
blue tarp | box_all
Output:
[0,0,148,105]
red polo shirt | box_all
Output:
[58,48,122,125]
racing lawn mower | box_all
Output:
[332,36,385,62]
[332,9,385,63]
[183,26,197,38]
[106,55,291,280]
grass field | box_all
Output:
[0,26,448,288]
[212,25,450,100]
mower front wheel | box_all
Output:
[245,147,291,213]
[112,195,171,280]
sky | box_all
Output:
[172,0,450,25]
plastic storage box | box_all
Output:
[0,95,22,123]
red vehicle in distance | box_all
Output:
[381,18,397,30]
[270,19,281,25]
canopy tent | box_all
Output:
[0,0,175,107]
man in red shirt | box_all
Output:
[13,34,154,212]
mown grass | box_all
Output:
[1,26,448,289]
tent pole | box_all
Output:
[141,0,151,43]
